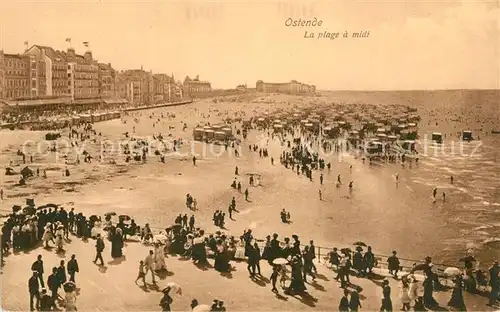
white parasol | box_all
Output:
[272,258,288,265]
[153,234,168,244]
[193,304,211,312]
[165,282,182,295]
[443,267,461,277]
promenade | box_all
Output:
[1,235,493,311]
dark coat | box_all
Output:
[28,275,39,294]
[339,296,349,312]
[47,273,59,291]
[96,238,105,252]
[67,259,79,274]
[56,266,67,285]
[31,260,44,275]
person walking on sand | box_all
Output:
[245,188,249,201]
[339,289,350,312]
[145,250,156,284]
[135,260,147,286]
[94,234,105,266]
[67,254,79,283]
[442,192,446,202]
[270,265,279,293]
[28,271,40,311]
[192,156,196,166]
[380,279,393,312]
[349,289,362,312]
[320,173,324,185]
[450,176,454,184]
[318,189,322,200]
[400,277,411,311]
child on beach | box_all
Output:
[135,260,146,286]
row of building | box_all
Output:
[0,45,215,104]
[256,80,315,94]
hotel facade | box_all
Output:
[255,80,316,94]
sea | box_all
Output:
[323,89,500,266]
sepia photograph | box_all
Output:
[0,0,499,311]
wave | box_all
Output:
[482,237,500,245]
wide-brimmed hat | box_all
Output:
[382,279,389,285]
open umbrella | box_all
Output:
[118,214,131,221]
[193,304,211,312]
[104,212,116,217]
[153,234,168,244]
[63,281,76,293]
[165,282,182,295]
[353,241,367,247]
[272,258,289,265]
[355,246,364,252]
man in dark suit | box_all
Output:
[31,254,45,287]
[94,233,105,265]
[67,254,79,283]
[28,271,40,311]
[47,267,59,309]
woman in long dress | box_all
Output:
[423,274,439,308]
[448,275,466,311]
[42,225,53,248]
[154,243,167,271]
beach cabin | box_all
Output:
[432,132,443,144]
[193,128,204,141]
[273,124,284,132]
[214,131,227,141]
[221,127,233,137]
[402,140,416,152]
[376,133,387,141]
[204,129,215,141]
[366,141,383,154]
[79,114,92,123]
[462,130,473,141]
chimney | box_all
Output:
[84,51,93,61]
[67,47,76,59]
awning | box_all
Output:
[104,99,128,105]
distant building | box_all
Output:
[256,80,315,94]
[236,84,247,92]
[116,69,154,105]
[153,73,179,102]
[183,75,212,98]
[24,45,69,98]
[0,50,5,99]
[63,48,99,100]
[98,63,116,98]
[1,52,31,99]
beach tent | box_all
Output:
[431,132,443,143]
[462,130,473,141]
[193,128,204,141]
[204,129,215,139]
[214,131,227,141]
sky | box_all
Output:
[0,0,499,90]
